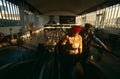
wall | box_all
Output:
[0,15,119,36]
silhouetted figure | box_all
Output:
[80,23,110,63]
[0,32,4,42]
[29,23,34,39]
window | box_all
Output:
[0,0,20,26]
[59,16,75,24]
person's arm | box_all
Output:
[93,35,111,52]
[55,35,69,54]
[61,35,68,45]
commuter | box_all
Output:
[80,23,110,63]
[0,32,4,41]
[29,23,34,39]
[60,25,83,54]
[56,25,84,79]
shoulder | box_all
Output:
[78,35,82,38]
[77,35,82,41]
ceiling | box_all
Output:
[11,0,119,16]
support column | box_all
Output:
[19,4,25,34]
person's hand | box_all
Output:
[104,46,111,52]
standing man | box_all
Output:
[80,23,110,63]
[55,25,83,79]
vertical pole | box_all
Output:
[19,2,25,35]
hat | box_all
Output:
[71,25,82,33]
[84,23,93,29]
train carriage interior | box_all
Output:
[0,0,120,79]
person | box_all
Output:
[29,22,34,38]
[55,25,83,79]
[0,32,4,42]
[80,23,110,63]
[60,25,83,55]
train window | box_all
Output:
[0,0,20,26]
[59,16,75,24]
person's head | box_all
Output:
[84,23,93,29]
[84,23,93,33]
[70,25,82,36]
[30,22,33,26]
